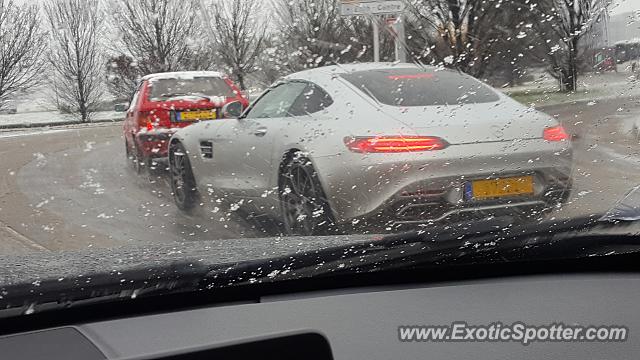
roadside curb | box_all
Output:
[529,94,640,112]
[0,117,123,130]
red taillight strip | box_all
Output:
[344,136,449,153]
[543,126,569,142]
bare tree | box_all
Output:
[406,0,527,78]
[204,0,266,90]
[111,0,203,75]
[532,0,608,91]
[106,54,141,101]
[0,0,47,109]
[273,0,375,71]
[45,0,104,122]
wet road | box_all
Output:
[2,97,640,254]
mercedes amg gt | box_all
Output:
[168,63,573,235]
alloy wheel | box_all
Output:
[281,160,328,236]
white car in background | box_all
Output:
[168,63,573,235]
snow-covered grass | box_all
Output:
[0,111,123,128]
[502,70,640,107]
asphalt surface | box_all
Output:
[2,97,640,255]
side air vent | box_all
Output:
[200,141,213,159]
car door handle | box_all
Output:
[254,127,268,137]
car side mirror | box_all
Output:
[221,101,244,119]
[114,103,129,112]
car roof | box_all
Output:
[142,71,226,82]
[284,62,434,83]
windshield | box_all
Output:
[149,77,236,100]
[341,68,500,106]
[1,0,640,313]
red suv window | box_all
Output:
[148,77,236,101]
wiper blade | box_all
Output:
[1,216,638,319]
[0,261,215,317]
[600,185,640,221]
[205,215,640,287]
[6,186,640,318]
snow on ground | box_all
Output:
[501,70,636,94]
[500,67,640,107]
[0,122,121,138]
[0,111,123,127]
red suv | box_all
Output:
[123,71,249,172]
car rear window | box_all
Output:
[149,77,236,100]
[341,68,500,106]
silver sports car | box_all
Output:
[168,63,573,235]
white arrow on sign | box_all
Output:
[340,0,406,16]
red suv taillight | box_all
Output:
[137,111,151,129]
[543,126,569,142]
[138,111,170,130]
[344,136,449,153]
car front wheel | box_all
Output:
[169,142,198,211]
[279,153,335,236]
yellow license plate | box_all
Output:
[179,110,217,121]
[471,176,534,200]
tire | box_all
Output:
[169,142,198,211]
[125,140,131,160]
[632,125,640,143]
[128,140,145,175]
[279,152,335,236]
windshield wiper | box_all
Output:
[0,216,638,321]
[4,188,640,320]
[204,214,640,288]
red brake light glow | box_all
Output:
[137,111,157,131]
[344,136,448,153]
[543,126,569,142]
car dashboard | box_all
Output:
[1,273,638,359]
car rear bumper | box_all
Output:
[136,129,175,158]
[363,178,571,230]
[312,139,573,226]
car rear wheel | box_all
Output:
[124,140,143,174]
[169,142,198,211]
[127,140,146,174]
[279,153,334,236]
[632,124,640,142]
[125,140,131,159]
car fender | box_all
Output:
[270,131,348,217]
[169,121,223,191]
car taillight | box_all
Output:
[543,126,569,142]
[344,136,449,153]
[146,118,154,131]
[137,111,165,130]
[137,112,150,128]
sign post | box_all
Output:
[386,16,406,63]
[372,17,380,62]
[340,0,406,62]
